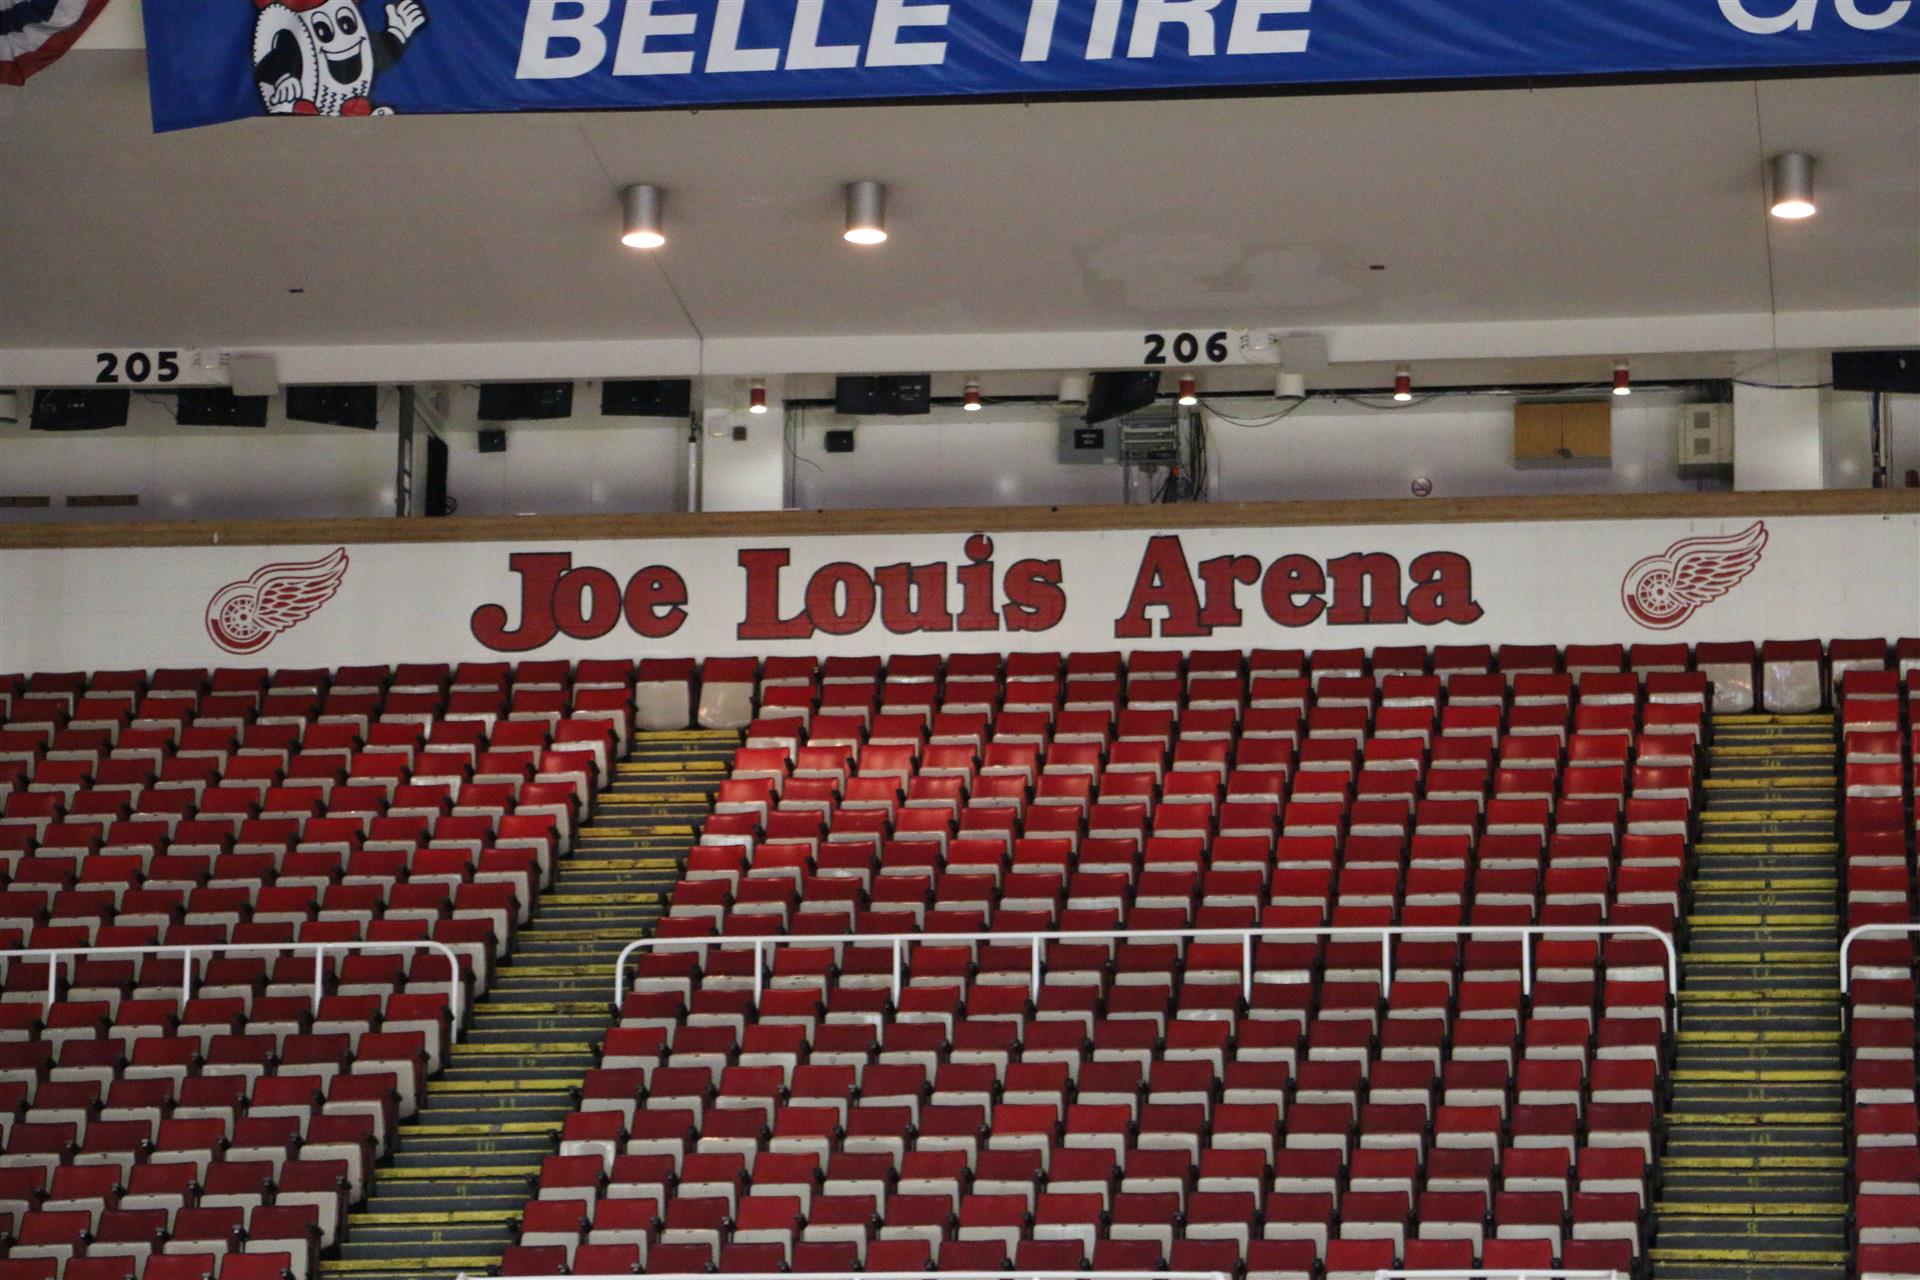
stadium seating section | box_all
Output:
[0,661,637,1280]
[1842,665,1920,1280]
[513,640,1744,1280]
[1,637,1914,1280]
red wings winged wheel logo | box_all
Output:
[1620,522,1768,631]
[205,548,350,654]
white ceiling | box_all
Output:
[0,52,1916,359]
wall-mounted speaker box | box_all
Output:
[824,429,857,454]
[30,389,131,431]
[1514,400,1612,468]
[478,382,574,421]
[424,434,451,516]
[478,428,508,454]
[286,385,379,429]
[1677,403,1735,470]
[176,389,270,428]
[834,375,931,416]
[602,379,693,417]
[1832,350,1920,395]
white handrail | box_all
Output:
[615,924,1677,1024]
[1840,922,1920,994]
[1376,1272,1622,1278]
[0,940,464,1038]
[472,1273,1229,1280]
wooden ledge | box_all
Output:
[0,489,1913,550]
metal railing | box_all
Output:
[1375,1272,1622,1279]
[466,1273,1228,1280]
[1839,922,1920,994]
[616,924,1677,1023]
[1,940,465,1038]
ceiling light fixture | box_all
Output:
[844,180,889,245]
[1058,374,1090,407]
[1393,365,1414,403]
[1177,376,1199,407]
[963,381,983,412]
[1769,152,1817,220]
[1613,360,1632,397]
[620,183,666,249]
[1276,372,1307,401]
[748,381,769,415]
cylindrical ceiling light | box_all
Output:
[1059,374,1090,406]
[963,381,983,412]
[1769,152,1817,220]
[1393,365,1414,402]
[748,381,769,415]
[1613,360,1632,397]
[844,180,889,245]
[1276,371,1307,401]
[1177,376,1199,407]
[620,183,666,249]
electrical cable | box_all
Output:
[1202,398,1310,429]
[1332,392,1448,411]
[784,406,826,478]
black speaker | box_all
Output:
[835,375,931,416]
[1832,350,1920,395]
[176,389,270,428]
[286,385,379,429]
[1084,371,1162,425]
[824,430,857,454]
[602,379,693,417]
[478,428,508,454]
[424,434,452,517]
[30,389,130,431]
[478,382,573,421]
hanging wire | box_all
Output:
[1202,398,1312,429]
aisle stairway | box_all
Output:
[315,730,739,1280]
[1652,713,1848,1280]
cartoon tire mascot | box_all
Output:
[252,0,427,117]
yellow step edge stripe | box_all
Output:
[1680,989,1838,1000]
[1655,1203,1847,1217]
[1672,1069,1845,1082]
[1677,1031,1840,1044]
[1649,1251,1849,1264]
[351,1210,524,1226]
[1713,746,1833,756]
[451,1044,597,1056]
[1662,1156,1847,1169]
[1699,809,1837,820]
[1703,776,1837,787]
[1667,1113,1845,1126]
[1693,876,1838,886]
[1694,842,1840,853]
[371,1166,539,1180]
[319,1258,505,1274]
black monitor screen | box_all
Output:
[1084,371,1161,425]
[478,382,574,421]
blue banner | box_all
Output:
[143,0,1920,132]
